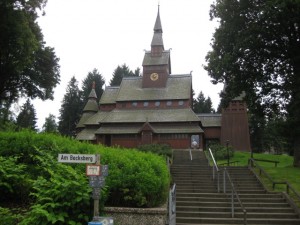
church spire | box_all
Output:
[151,5,164,56]
[153,4,162,33]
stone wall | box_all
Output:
[104,206,167,225]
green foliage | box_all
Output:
[137,144,172,157]
[16,99,37,131]
[209,143,234,161]
[109,64,140,86]
[42,114,58,133]
[58,77,83,137]
[103,148,170,207]
[193,91,215,113]
[0,0,60,104]
[19,148,93,225]
[81,68,105,103]
[218,151,300,205]
[0,207,24,225]
[0,156,31,204]
[0,130,170,224]
[205,0,300,164]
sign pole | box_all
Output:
[93,154,100,221]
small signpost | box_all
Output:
[58,153,113,225]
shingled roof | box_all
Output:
[116,75,191,101]
[197,113,222,127]
[99,86,119,104]
[99,108,199,123]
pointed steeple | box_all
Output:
[76,82,99,129]
[83,81,98,112]
[153,5,163,33]
[151,5,164,56]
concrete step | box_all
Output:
[176,211,299,219]
[177,206,295,213]
[176,217,300,225]
[172,150,300,225]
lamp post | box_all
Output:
[226,140,229,166]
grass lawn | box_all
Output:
[215,151,300,206]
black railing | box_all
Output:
[248,158,300,206]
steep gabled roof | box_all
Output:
[116,74,192,101]
[99,86,119,104]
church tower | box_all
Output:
[142,6,171,88]
[220,93,251,152]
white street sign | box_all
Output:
[58,154,96,163]
[86,165,101,176]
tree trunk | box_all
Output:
[293,138,300,167]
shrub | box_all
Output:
[137,143,172,157]
[208,143,234,161]
[0,207,24,225]
[0,130,170,224]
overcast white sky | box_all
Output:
[29,0,223,129]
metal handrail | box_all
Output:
[223,168,247,225]
[189,148,193,161]
[206,149,247,224]
[168,183,176,225]
[248,158,300,202]
[208,148,220,192]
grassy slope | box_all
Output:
[216,151,300,205]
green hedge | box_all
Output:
[208,143,234,161]
[137,143,172,157]
[0,130,170,225]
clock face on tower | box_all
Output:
[150,73,159,81]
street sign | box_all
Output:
[101,165,109,176]
[87,165,101,176]
[89,176,106,188]
[58,154,96,163]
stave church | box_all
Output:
[76,7,251,152]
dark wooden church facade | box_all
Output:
[76,8,251,152]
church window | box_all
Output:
[155,101,160,107]
[166,101,172,106]
[144,102,149,107]
[132,102,137,107]
[178,100,184,106]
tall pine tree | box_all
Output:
[58,77,82,137]
[109,64,140,86]
[81,69,105,103]
[193,91,214,113]
[16,99,37,131]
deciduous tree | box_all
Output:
[205,0,300,166]
[42,114,58,133]
[0,0,60,105]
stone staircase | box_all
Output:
[171,149,300,225]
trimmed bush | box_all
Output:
[208,143,234,160]
[137,143,172,157]
[0,130,170,224]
